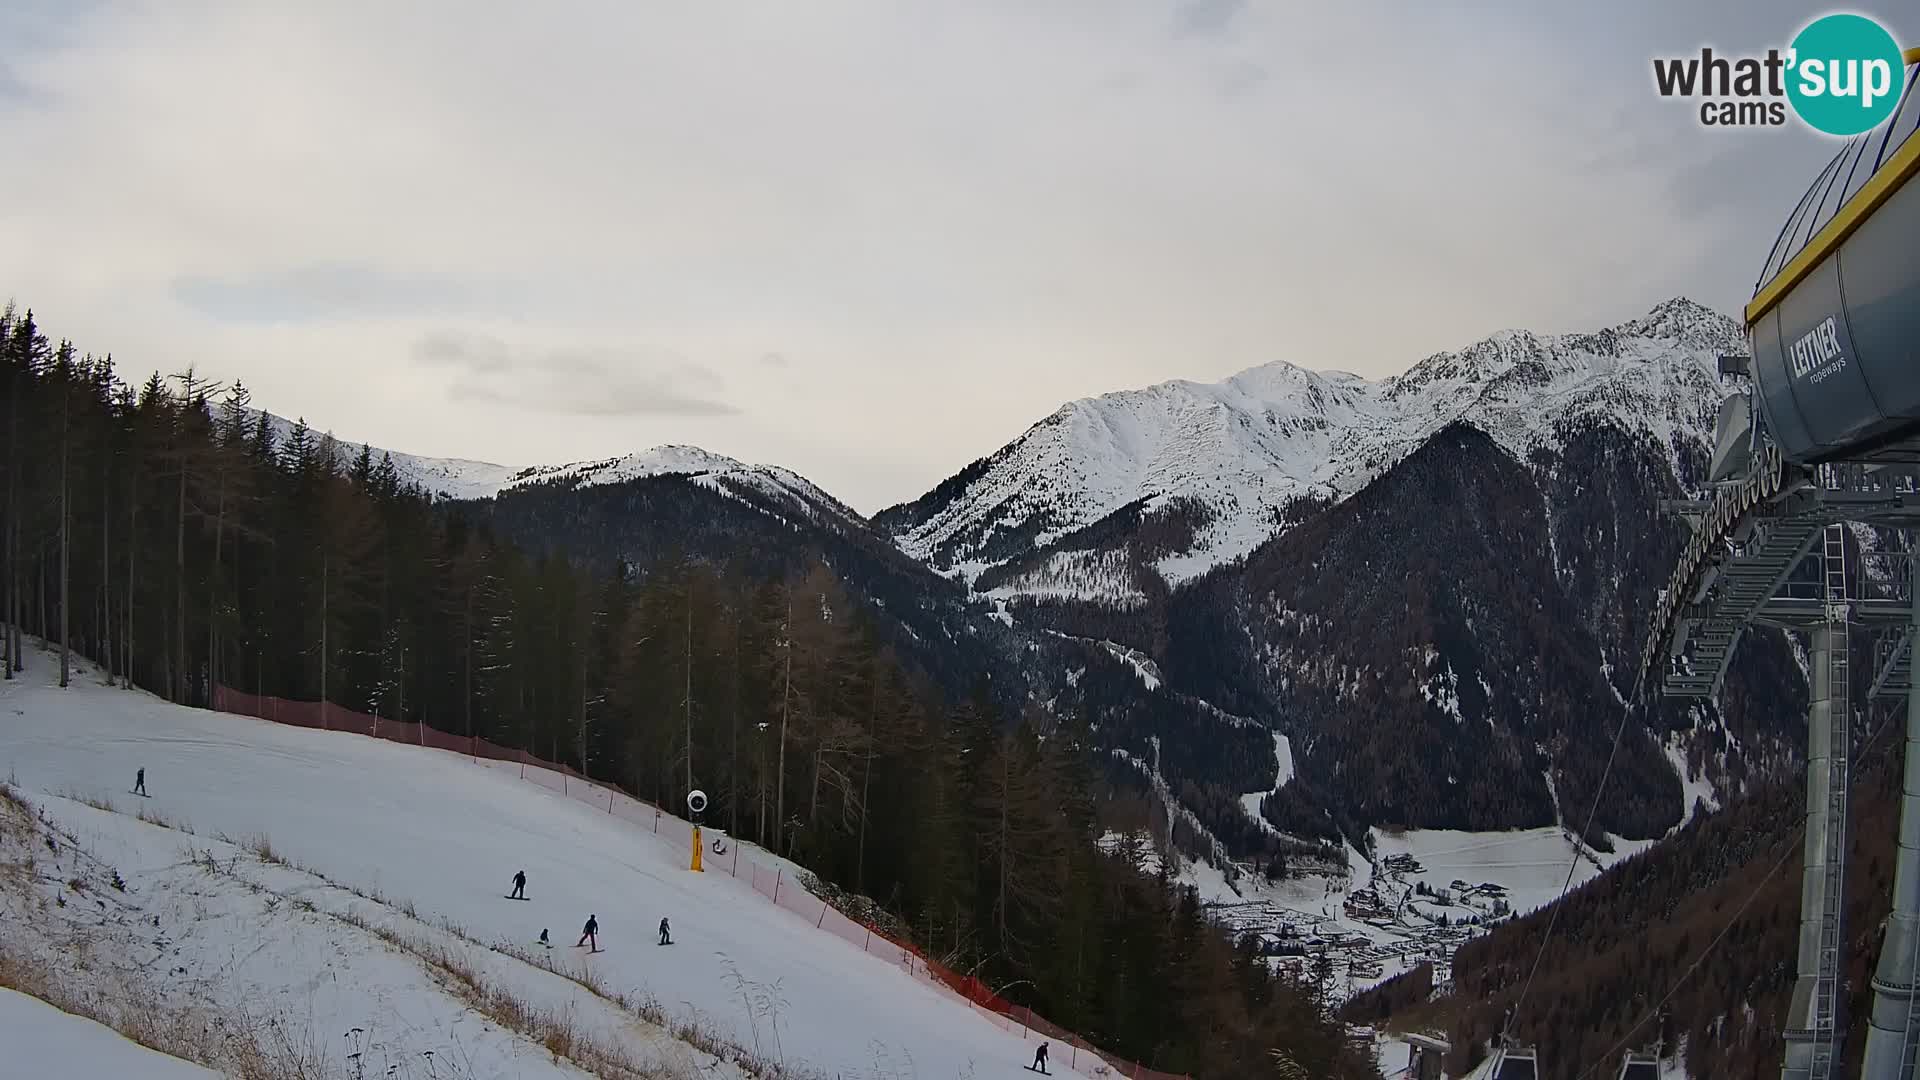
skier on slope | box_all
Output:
[1030,1041,1049,1074]
[539,928,550,949]
[134,767,145,796]
[658,917,671,945]
[510,869,526,899]
[577,914,599,951]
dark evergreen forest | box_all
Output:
[0,304,1379,1079]
[1346,697,1910,1079]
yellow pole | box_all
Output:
[690,825,704,872]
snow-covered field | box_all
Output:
[0,651,1092,1079]
[0,987,218,1079]
[1367,825,1659,918]
[1162,814,1665,1015]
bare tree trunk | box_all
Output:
[125,477,136,690]
[858,659,877,895]
[684,581,694,798]
[4,362,17,680]
[730,606,741,840]
[464,584,474,740]
[777,585,793,854]
[100,477,110,682]
[320,553,328,729]
[57,383,69,689]
[999,741,1010,950]
[175,442,186,703]
[207,469,225,700]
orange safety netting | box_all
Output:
[210,686,1190,1080]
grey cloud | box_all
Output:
[1172,0,1246,38]
[415,331,740,418]
[1217,61,1266,98]
[0,1,1880,513]
[175,264,507,324]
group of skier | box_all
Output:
[130,768,1047,1074]
[506,870,671,954]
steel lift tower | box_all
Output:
[1641,54,1920,1080]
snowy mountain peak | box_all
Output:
[250,411,849,524]
[1612,296,1744,355]
[882,300,1735,598]
[506,445,753,489]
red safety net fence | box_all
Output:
[210,686,1189,1080]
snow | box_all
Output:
[252,412,850,523]
[982,548,1148,608]
[1238,731,1293,834]
[1368,826,1658,917]
[0,988,219,1079]
[3,787,643,1079]
[1664,736,1720,830]
[888,298,1737,597]
[0,652,1099,1080]
[1099,640,1163,691]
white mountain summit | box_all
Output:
[879,298,1740,597]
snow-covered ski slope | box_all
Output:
[0,987,218,1079]
[0,659,1095,1080]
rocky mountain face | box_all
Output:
[342,297,1808,862]
[881,297,1805,853]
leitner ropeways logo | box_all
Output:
[1653,12,1908,135]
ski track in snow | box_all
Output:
[1238,731,1293,836]
[0,652,1097,1080]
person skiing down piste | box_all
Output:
[134,767,145,796]
[658,917,671,945]
[577,914,599,951]
[510,870,526,899]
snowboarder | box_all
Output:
[539,929,550,949]
[510,870,526,899]
[577,914,598,951]
[658,917,671,946]
[134,767,145,796]
[1029,1042,1049,1074]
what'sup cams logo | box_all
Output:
[1653,12,1909,135]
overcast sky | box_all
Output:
[0,1,1895,512]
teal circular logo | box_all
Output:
[1786,14,1906,136]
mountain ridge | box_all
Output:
[301,295,1795,850]
[876,297,1740,597]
